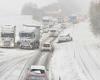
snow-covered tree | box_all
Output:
[90,1,100,35]
[21,2,45,20]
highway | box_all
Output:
[0,24,54,80]
[0,23,62,80]
[1,21,100,80]
[0,49,40,80]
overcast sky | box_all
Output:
[0,0,91,15]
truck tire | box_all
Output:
[37,41,40,48]
[31,41,40,49]
[35,41,39,49]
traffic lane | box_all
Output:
[0,48,37,62]
[85,45,100,69]
[0,49,39,72]
[23,42,55,80]
[74,43,100,80]
[36,51,53,69]
[22,50,54,80]
[49,41,83,80]
[0,58,27,80]
[0,50,40,80]
[18,50,44,80]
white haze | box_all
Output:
[0,0,91,15]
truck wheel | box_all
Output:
[36,42,39,49]
[32,46,34,49]
[20,45,23,49]
[37,43,39,49]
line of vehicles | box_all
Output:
[0,24,40,49]
[0,17,73,50]
[21,17,73,80]
[0,23,60,50]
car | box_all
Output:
[49,29,58,37]
[58,34,72,43]
[26,65,48,80]
[43,28,49,33]
[40,43,54,52]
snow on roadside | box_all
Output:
[48,22,91,80]
[72,21,97,45]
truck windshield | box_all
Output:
[1,33,14,38]
[43,44,50,47]
[20,33,34,38]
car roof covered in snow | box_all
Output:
[20,26,36,33]
[30,65,46,70]
[60,28,73,35]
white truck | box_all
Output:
[0,25,16,48]
[17,24,40,49]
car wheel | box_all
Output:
[71,38,73,41]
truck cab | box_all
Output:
[0,25,16,48]
[18,25,40,49]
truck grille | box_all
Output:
[22,41,30,47]
[4,41,10,46]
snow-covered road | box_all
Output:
[73,21,100,80]
[50,21,100,80]
[0,16,59,80]
[0,49,40,80]
[1,20,100,80]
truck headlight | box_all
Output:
[11,43,14,47]
[0,42,3,46]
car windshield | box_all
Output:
[43,20,49,22]
[1,33,14,38]
[31,69,45,74]
[19,32,34,38]
[60,34,69,37]
[43,44,50,47]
